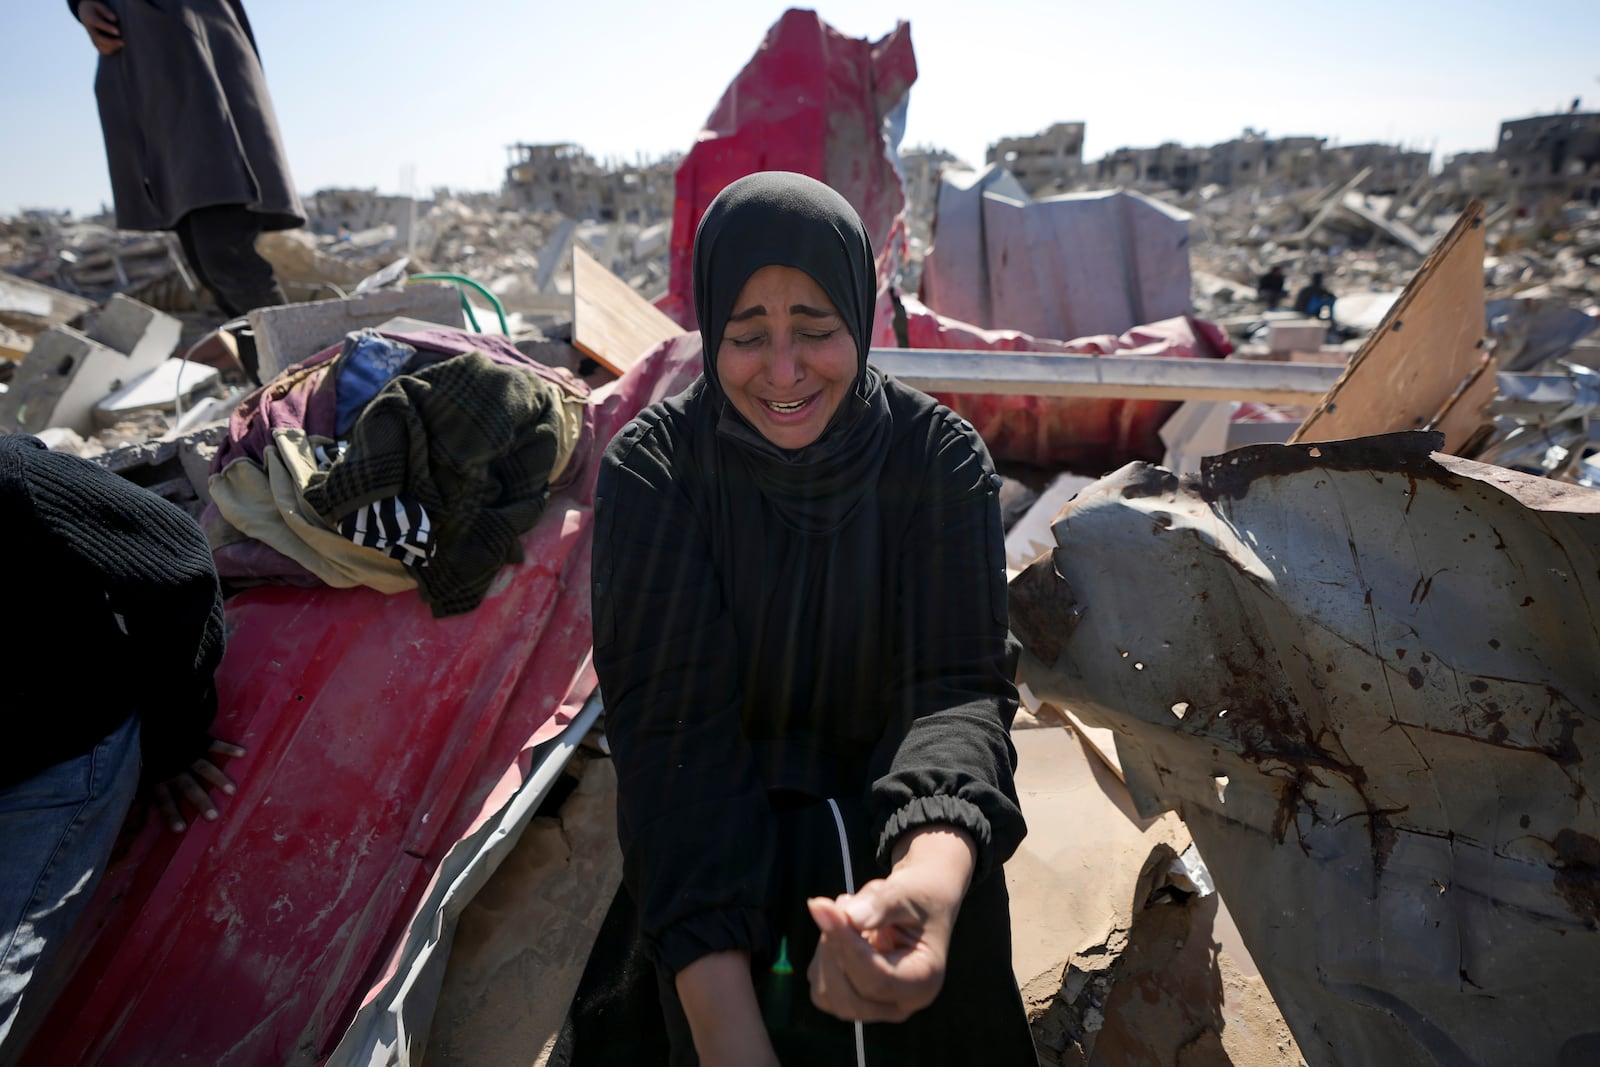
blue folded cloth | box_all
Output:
[334,329,417,437]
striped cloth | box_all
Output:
[337,496,436,567]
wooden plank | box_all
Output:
[1290,200,1493,454]
[571,246,683,377]
[870,349,1343,405]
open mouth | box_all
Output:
[762,394,817,415]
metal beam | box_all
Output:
[868,349,1345,405]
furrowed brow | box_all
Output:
[727,305,767,322]
[791,304,837,318]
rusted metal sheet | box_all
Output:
[1012,431,1600,1066]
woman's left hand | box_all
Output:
[806,825,976,1023]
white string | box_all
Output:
[825,798,867,1067]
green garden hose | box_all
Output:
[406,272,509,335]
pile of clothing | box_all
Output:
[204,327,590,616]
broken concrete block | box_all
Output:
[633,221,669,261]
[92,358,220,429]
[176,433,220,507]
[248,283,464,383]
[82,294,183,367]
[0,295,180,436]
[0,326,154,436]
[0,271,95,329]
[91,424,228,517]
[32,427,93,455]
[1266,319,1327,355]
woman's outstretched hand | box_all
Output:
[806,824,976,1023]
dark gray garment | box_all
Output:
[76,0,305,232]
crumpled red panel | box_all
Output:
[659,9,917,327]
[20,332,703,1067]
[875,290,1234,473]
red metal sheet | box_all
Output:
[658,9,916,327]
[874,291,1234,472]
[20,334,702,1066]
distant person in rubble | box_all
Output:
[1293,271,1337,323]
[1257,264,1287,310]
[70,0,304,325]
[0,435,243,1060]
[591,172,1036,1065]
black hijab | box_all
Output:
[692,171,891,533]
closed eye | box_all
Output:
[799,329,838,342]
[726,333,765,348]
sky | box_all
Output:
[2,0,1596,218]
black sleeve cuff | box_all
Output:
[875,794,994,880]
[655,906,771,976]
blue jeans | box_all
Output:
[0,714,140,1062]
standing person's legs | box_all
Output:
[173,205,288,319]
[0,714,141,1064]
[174,217,222,308]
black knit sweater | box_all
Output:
[1,435,224,788]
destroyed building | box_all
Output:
[1094,140,1209,193]
[986,122,1085,196]
[1206,129,1327,189]
[1320,142,1432,195]
[1437,149,1507,202]
[504,142,608,218]
[1497,107,1600,207]
[503,143,676,224]
[1036,124,1434,199]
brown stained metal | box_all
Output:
[1012,434,1600,1066]
[1198,429,1451,503]
[1009,553,1082,668]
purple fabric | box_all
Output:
[211,351,339,475]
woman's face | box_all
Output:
[716,264,858,450]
